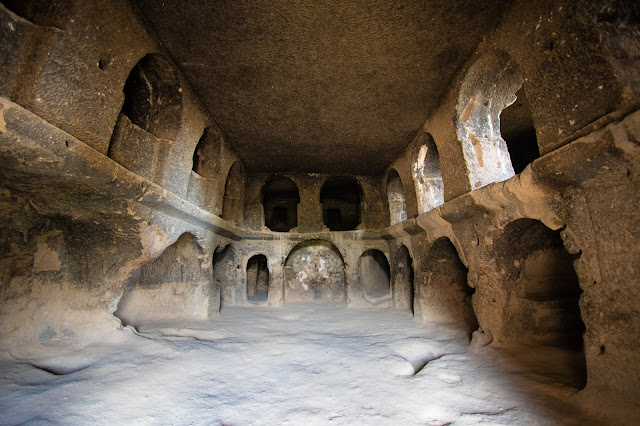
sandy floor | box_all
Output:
[0,304,591,425]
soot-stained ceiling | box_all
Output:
[132,0,511,175]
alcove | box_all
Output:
[359,250,391,300]
[495,219,586,388]
[284,240,346,303]
[107,53,183,179]
[246,255,269,304]
[320,177,362,231]
[419,238,477,334]
[222,162,245,225]
[412,132,444,214]
[457,50,539,189]
[262,175,300,232]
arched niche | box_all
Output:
[262,175,300,232]
[494,219,586,388]
[107,53,183,179]
[246,254,269,304]
[359,249,391,301]
[457,51,540,189]
[118,53,182,141]
[192,126,221,179]
[284,240,346,303]
[387,169,407,225]
[412,132,444,214]
[420,238,477,335]
[393,245,414,311]
[222,162,245,225]
[320,177,362,231]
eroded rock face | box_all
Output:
[0,0,639,420]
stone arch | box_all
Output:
[117,53,182,140]
[359,249,391,302]
[261,175,300,232]
[192,126,221,178]
[246,254,269,304]
[493,218,586,388]
[387,169,407,225]
[392,245,414,311]
[222,162,245,225]
[320,176,363,231]
[457,50,540,190]
[419,237,478,335]
[107,53,183,179]
[284,240,346,303]
[412,132,444,214]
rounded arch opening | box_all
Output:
[359,249,391,301]
[412,132,445,214]
[457,51,539,189]
[284,240,346,303]
[119,53,183,141]
[320,176,362,231]
[495,218,586,389]
[222,162,245,225]
[192,127,222,178]
[246,254,269,304]
[262,175,300,232]
[387,169,407,225]
[419,237,477,335]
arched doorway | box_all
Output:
[494,219,586,388]
[246,255,269,304]
[420,238,477,334]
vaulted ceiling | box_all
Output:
[132,0,511,175]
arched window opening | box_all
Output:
[412,132,445,214]
[360,250,391,302]
[387,169,407,225]
[192,127,221,178]
[496,219,586,389]
[222,162,245,225]
[500,86,540,174]
[320,177,362,231]
[246,255,269,304]
[284,240,346,303]
[262,175,300,232]
[457,51,539,189]
[393,245,414,311]
[119,53,182,140]
[420,238,477,335]
[107,53,182,178]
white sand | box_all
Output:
[0,304,589,425]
